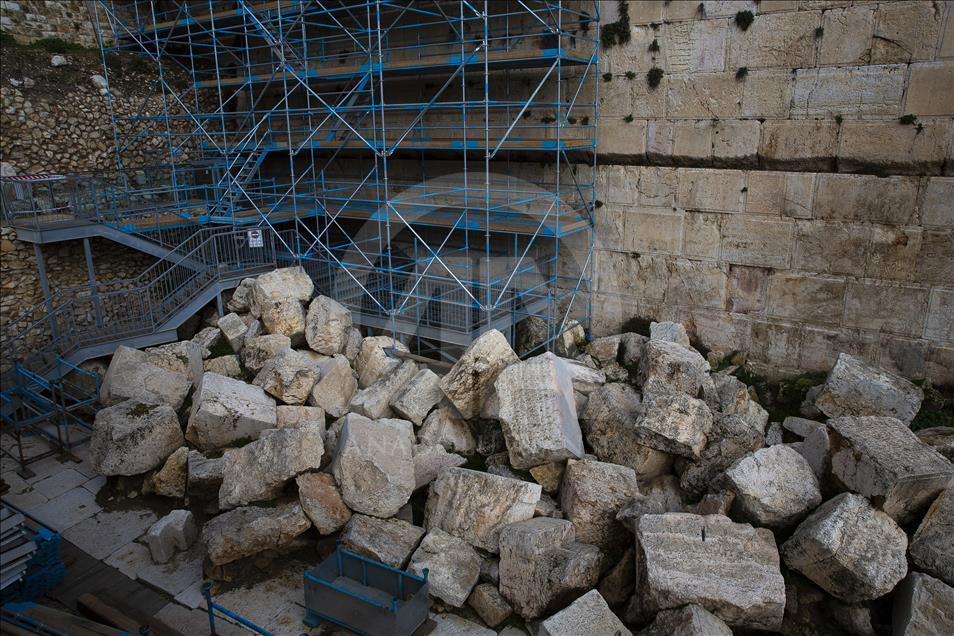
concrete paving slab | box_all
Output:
[82,475,107,495]
[31,486,101,531]
[3,488,49,511]
[215,566,304,629]
[33,468,90,499]
[155,602,250,636]
[138,543,204,597]
[173,579,206,610]
[1,470,32,495]
[24,455,81,483]
[63,508,158,560]
[104,541,154,580]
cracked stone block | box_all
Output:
[146,509,197,564]
[413,443,466,490]
[650,321,691,348]
[640,604,732,636]
[308,354,357,418]
[815,353,923,424]
[390,368,442,426]
[259,298,306,344]
[338,514,425,569]
[781,493,908,603]
[202,501,311,566]
[408,529,481,607]
[296,472,351,534]
[349,359,417,419]
[892,572,954,636]
[249,267,313,318]
[634,391,713,459]
[724,445,822,528]
[638,339,711,398]
[354,336,408,388]
[217,313,249,352]
[304,295,352,355]
[187,450,224,499]
[909,486,953,586]
[440,329,519,420]
[419,407,476,455]
[252,350,319,405]
[559,458,638,557]
[679,413,766,499]
[91,400,183,476]
[539,589,632,636]
[186,372,277,450]
[101,346,191,410]
[468,583,512,628]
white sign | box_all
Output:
[248,229,263,248]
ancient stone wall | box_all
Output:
[0,1,101,47]
[592,0,953,383]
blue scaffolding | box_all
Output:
[90,0,601,353]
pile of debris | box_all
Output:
[88,266,954,634]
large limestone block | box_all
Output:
[679,413,766,498]
[305,295,352,355]
[201,502,311,566]
[226,277,255,312]
[917,427,954,462]
[275,405,324,430]
[893,572,954,636]
[419,407,476,455]
[634,392,713,459]
[439,330,519,419]
[186,372,277,450]
[468,583,512,628]
[241,334,292,375]
[495,353,585,469]
[192,327,223,356]
[146,509,197,564]
[332,416,414,518]
[90,400,184,476]
[539,590,631,636]
[638,339,711,398]
[308,354,357,418]
[725,445,822,528]
[639,604,732,636]
[218,423,324,509]
[781,493,908,602]
[815,353,924,424]
[204,355,242,379]
[217,313,248,352]
[349,359,417,419]
[910,487,954,586]
[425,468,540,553]
[390,368,442,425]
[616,475,687,532]
[413,443,466,489]
[101,346,191,411]
[296,472,351,534]
[632,513,786,630]
[249,267,314,318]
[187,450,224,498]
[354,336,408,388]
[338,514,425,568]
[707,373,769,432]
[259,298,306,343]
[152,446,188,498]
[650,321,691,348]
[252,350,319,405]
[828,416,953,524]
[408,529,481,607]
[144,341,205,385]
[564,359,606,395]
[581,383,673,480]
[498,517,603,620]
[559,459,638,556]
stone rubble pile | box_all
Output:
[89,267,954,634]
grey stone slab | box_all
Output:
[31,486,101,531]
[62,508,158,560]
[214,566,303,629]
[173,580,206,610]
[138,543,204,596]
[82,475,107,495]
[3,489,49,511]
[154,603,248,636]
[104,541,153,579]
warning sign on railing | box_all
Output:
[248,229,263,248]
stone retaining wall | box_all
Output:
[592,0,953,383]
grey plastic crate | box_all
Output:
[304,548,430,636]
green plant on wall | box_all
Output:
[647,67,664,90]
[601,1,631,49]
[734,10,754,31]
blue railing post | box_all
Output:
[202,582,218,635]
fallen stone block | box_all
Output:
[202,502,311,566]
[783,416,825,439]
[495,352,585,469]
[619,332,649,369]
[240,334,292,375]
[91,400,184,476]
[440,329,519,419]
[528,462,565,494]
[186,372,277,450]
[218,423,324,509]
[252,350,319,405]
[338,514,425,568]
[308,354,357,418]
[429,614,495,635]
[146,509,197,564]
[413,443,466,490]
[419,407,476,455]
[631,513,785,630]
[781,493,908,602]
[707,373,769,432]
[597,547,635,608]
[249,267,314,318]
[275,405,324,430]
[679,413,766,498]
[152,447,188,498]
[187,450,224,499]
[559,459,638,557]
[217,313,248,352]
[892,572,954,636]
[259,298,306,343]
[563,359,606,395]
[828,416,953,524]
[467,583,512,628]
[634,391,713,459]
[193,326,223,356]
[909,486,953,586]
[203,355,242,379]
[343,327,362,361]
[332,415,414,518]
[101,346,191,411]
[425,468,540,553]
[650,321,691,348]
[916,427,954,462]
[498,517,603,620]
[539,589,631,636]
[349,359,417,419]
[354,336,408,388]
[638,339,711,398]
[585,334,622,364]
[145,341,205,385]
[408,529,481,607]
[815,353,923,424]
[724,445,822,528]
[554,320,586,358]
[305,295,352,355]
[390,368,442,425]
[616,475,686,532]
[639,604,732,636]
[226,277,255,313]
[581,383,673,480]
[296,472,351,534]
[323,412,369,461]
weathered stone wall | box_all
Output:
[592,0,953,383]
[0,1,100,47]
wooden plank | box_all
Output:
[3,603,123,636]
[78,592,186,636]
